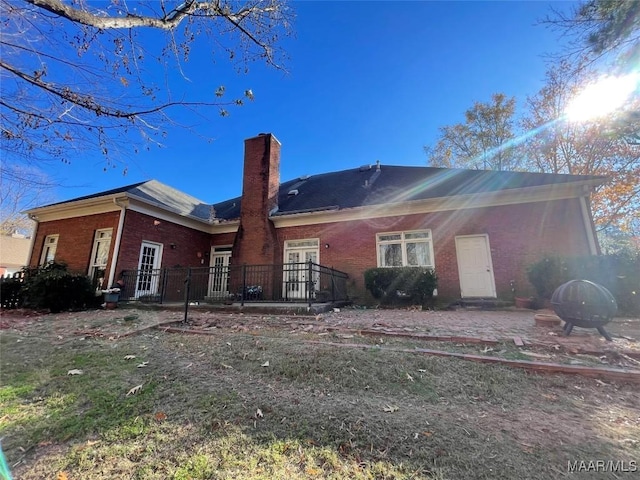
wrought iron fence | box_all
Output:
[0,271,27,309]
[119,261,349,307]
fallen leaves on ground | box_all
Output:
[383,405,399,413]
[126,384,143,396]
[261,361,270,367]
[67,369,83,375]
[137,361,149,368]
[124,355,136,360]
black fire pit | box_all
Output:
[550,280,617,341]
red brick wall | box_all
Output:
[211,232,236,249]
[115,210,211,274]
[30,193,593,304]
[233,133,281,266]
[267,198,591,301]
[29,212,120,284]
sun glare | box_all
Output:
[565,73,639,122]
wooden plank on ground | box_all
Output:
[513,336,524,347]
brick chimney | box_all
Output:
[232,133,281,266]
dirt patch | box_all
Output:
[3,305,638,367]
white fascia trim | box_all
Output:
[24,194,124,222]
[271,180,602,228]
[209,222,240,234]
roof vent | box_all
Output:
[299,175,310,180]
[376,160,381,171]
[288,189,299,196]
[359,164,372,171]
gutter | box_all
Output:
[107,197,127,286]
[27,214,40,267]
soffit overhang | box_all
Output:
[271,179,601,228]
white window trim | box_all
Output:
[376,230,435,268]
[283,238,320,263]
[39,234,59,265]
[88,228,113,280]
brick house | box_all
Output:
[25,133,603,303]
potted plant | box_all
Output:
[102,287,121,309]
[510,280,534,309]
[514,296,534,309]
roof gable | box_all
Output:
[127,180,211,220]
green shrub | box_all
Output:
[364,267,437,306]
[527,254,639,316]
[21,262,97,313]
[527,256,570,300]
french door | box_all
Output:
[209,248,232,299]
[284,239,319,300]
[135,241,162,297]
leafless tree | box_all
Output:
[1,0,292,180]
[1,165,56,235]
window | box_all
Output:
[377,230,434,268]
[39,234,59,265]
[88,229,113,289]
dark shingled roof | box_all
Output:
[32,166,604,223]
[211,165,605,221]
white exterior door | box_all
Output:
[209,249,232,298]
[284,239,319,300]
[135,241,162,297]
[455,235,496,298]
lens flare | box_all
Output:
[565,73,639,121]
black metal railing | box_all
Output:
[119,261,349,307]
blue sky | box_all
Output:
[45,0,576,206]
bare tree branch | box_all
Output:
[0,0,292,184]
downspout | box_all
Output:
[27,214,40,267]
[579,195,599,255]
[107,197,127,286]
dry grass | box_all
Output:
[1,319,639,479]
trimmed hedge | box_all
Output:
[364,267,437,306]
[527,254,639,316]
